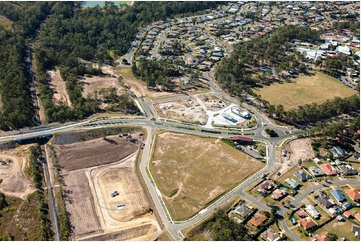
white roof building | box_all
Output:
[336,46,351,55]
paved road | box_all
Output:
[278,179,360,241]
[3,5,352,241]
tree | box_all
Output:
[327,232,338,241]
[298,159,302,166]
[0,192,8,210]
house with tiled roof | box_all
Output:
[296,209,308,218]
[346,188,360,202]
[271,189,288,200]
[248,211,268,227]
[314,234,330,241]
[299,217,317,230]
[260,228,280,241]
[319,163,337,176]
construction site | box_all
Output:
[154,97,208,124]
[53,131,161,240]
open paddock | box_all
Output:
[254,72,357,110]
[150,132,264,220]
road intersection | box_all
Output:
[2,10,359,241]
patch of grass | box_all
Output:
[254,72,357,110]
[315,219,359,241]
[114,67,143,82]
[0,193,44,240]
[0,16,12,30]
[150,132,264,220]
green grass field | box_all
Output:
[150,132,264,220]
[254,72,357,110]
[0,16,12,30]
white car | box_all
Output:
[116,204,125,209]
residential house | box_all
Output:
[352,225,360,238]
[319,163,338,176]
[285,178,300,189]
[317,196,334,209]
[248,211,268,227]
[296,209,308,218]
[294,170,311,182]
[299,217,317,230]
[332,146,347,158]
[309,166,325,176]
[343,211,353,218]
[257,180,275,193]
[356,213,360,221]
[339,165,358,176]
[305,205,320,219]
[328,207,337,216]
[314,234,330,241]
[336,215,345,222]
[260,228,280,241]
[271,189,288,200]
[346,188,360,202]
[331,189,346,203]
[342,202,353,210]
[234,203,252,219]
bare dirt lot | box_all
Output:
[55,134,139,172]
[48,69,72,107]
[80,75,125,99]
[0,145,35,199]
[151,132,264,220]
[199,94,229,111]
[63,170,102,237]
[154,97,207,124]
[93,165,149,222]
[54,131,161,240]
[277,138,314,177]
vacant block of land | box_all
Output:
[55,135,139,171]
[63,170,102,237]
[150,132,264,220]
[254,72,357,110]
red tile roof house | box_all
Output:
[346,188,360,202]
[299,217,317,231]
[271,189,287,200]
[343,211,353,218]
[296,209,308,218]
[314,234,330,241]
[319,163,337,175]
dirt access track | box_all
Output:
[48,69,72,107]
[151,132,264,220]
[54,132,161,240]
[0,145,35,199]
